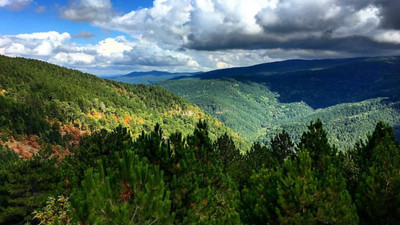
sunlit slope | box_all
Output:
[0,55,248,155]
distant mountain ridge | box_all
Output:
[186,57,365,80]
[177,56,400,108]
[157,56,400,150]
[109,70,197,84]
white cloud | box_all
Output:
[216,61,233,69]
[0,32,71,57]
[51,52,95,65]
[34,41,53,56]
[61,0,113,22]
[14,31,71,46]
[374,30,400,44]
[0,0,31,10]
[0,31,205,74]
[0,0,9,7]
[64,0,399,54]
[5,43,26,55]
[97,36,132,57]
[2,0,400,75]
[72,31,96,39]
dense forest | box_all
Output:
[159,79,400,150]
[0,55,247,158]
[1,119,399,224]
[158,56,400,150]
[1,55,400,225]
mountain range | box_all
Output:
[109,70,196,84]
[1,54,400,225]
[156,56,400,150]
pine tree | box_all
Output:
[276,150,319,225]
[214,132,242,173]
[355,122,400,225]
[270,130,295,164]
[317,157,358,224]
[240,167,281,224]
[70,150,173,224]
[0,152,64,224]
[277,149,358,225]
[172,120,241,224]
[298,119,336,171]
[242,148,358,225]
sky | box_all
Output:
[1,0,400,76]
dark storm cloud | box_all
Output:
[54,0,400,72]
[185,31,400,55]
[336,0,400,29]
[377,0,400,29]
[182,0,400,56]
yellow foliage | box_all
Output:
[86,111,104,119]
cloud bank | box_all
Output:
[1,0,400,75]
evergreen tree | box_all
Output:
[0,152,64,224]
[317,156,359,224]
[171,120,241,224]
[298,119,336,171]
[276,150,318,225]
[240,166,281,224]
[270,129,295,164]
[355,122,400,224]
[214,132,242,173]
[132,123,173,178]
[62,126,133,187]
[70,150,173,224]
[277,149,358,225]
[242,148,358,225]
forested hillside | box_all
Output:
[187,56,400,108]
[1,118,399,224]
[1,55,399,225]
[0,55,245,158]
[158,56,400,150]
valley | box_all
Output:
[157,56,400,150]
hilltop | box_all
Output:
[0,55,244,158]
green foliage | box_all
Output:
[352,122,400,225]
[2,55,400,225]
[298,119,336,171]
[0,95,51,139]
[158,76,400,151]
[214,133,242,174]
[270,130,294,163]
[241,122,358,225]
[32,195,72,225]
[0,153,64,224]
[70,150,172,225]
[61,126,133,186]
[0,145,19,164]
[0,55,241,145]
[276,150,358,225]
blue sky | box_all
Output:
[0,0,399,76]
[0,0,152,43]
